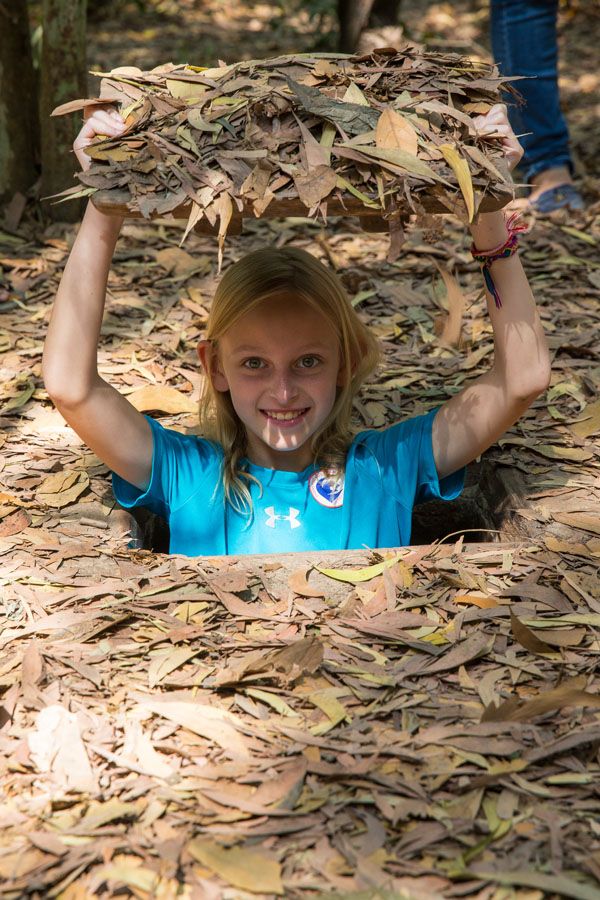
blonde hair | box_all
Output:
[198,246,381,515]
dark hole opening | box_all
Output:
[124,456,529,554]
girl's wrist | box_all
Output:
[81,200,124,239]
[469,210,508,252]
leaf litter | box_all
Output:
[1,0,600,896]
[52,45,519,267]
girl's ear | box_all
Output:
[197,340,229,392]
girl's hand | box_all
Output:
[73,106,126,172]
[472,103,523,172]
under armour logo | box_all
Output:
[265,506,301,529]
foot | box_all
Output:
[527,166,584,213]
[528,165,572,203]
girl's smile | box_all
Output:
[199,293,343,471]
[261,407,310,425]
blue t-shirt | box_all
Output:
[112,409,465,556]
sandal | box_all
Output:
[529,183,584,214]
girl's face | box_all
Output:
[199,293,344,471]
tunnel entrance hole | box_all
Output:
[124,457,530,554]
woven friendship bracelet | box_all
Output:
[470,212,528,309]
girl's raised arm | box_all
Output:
[42,109,153,492]
[431,104,551,479]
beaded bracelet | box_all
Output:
[470,212,528,309]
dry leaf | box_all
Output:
[288,569,326,598]
[127,384,197,414]
[36,471,90,508]
[187,839,284,895]
[439,143,475,221]
[376,107,419,157]
[28,705,98,793]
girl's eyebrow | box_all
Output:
[231,343,332,354]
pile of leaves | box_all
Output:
[1,537,600,898]
[54,45,517,263]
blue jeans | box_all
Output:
[490,0,573,185]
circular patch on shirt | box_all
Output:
[309,469,345,508]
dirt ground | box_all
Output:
[0,1,599,897]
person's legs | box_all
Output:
[490,0,583,209]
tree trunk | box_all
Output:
[39,0,87,221]
[369,0,402,29]
[337,0,403,52]
[0,0,39,202]
[337,0,376,53]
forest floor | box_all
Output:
[1,1,599,898]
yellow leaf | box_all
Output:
[78,799,142,831]
[534,443,593,462]
[136,697,252,760]
[335,175,381,208]
[570,397,600,438]
[342,82,370,106]
[84,144,140,162]
[559,225,597,245]
[396,561,413,588]
[309,689,351,734]
[375,107,419,157]
[245,688,299,718]
[127,384,197,415]
[99,857,159,893]
[317,553,402,583]
[166,79,207,101]
[173,600,209,623]
[439,143,475,222]
[187,839,284,895]
[454,593,499,609]
[1,377,35,414]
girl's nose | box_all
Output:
[271,372,299,404]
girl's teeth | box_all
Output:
[268,410,304,420]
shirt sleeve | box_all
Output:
[112,416,220,518]
[356,407,465,508]
[414,407,465,505]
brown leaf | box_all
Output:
[293,165,338,208]
[288,569,326,598]
[421,629,495,674]
[551,512,600,535]
[482,676,600,722]
[127,384,197,415]
[569,397,600,438]
[154,246,198,276]
[376,107,419,157]
[510,610,555,655]
[35,471,90,509]
[433,261,465,347]
[0,508,31,537]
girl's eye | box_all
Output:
[297,355,320,369]
[243,358,264,370]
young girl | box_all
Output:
[43,104,551,556]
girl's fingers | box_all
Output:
[73,108,125,170]
[75,112,125,146]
